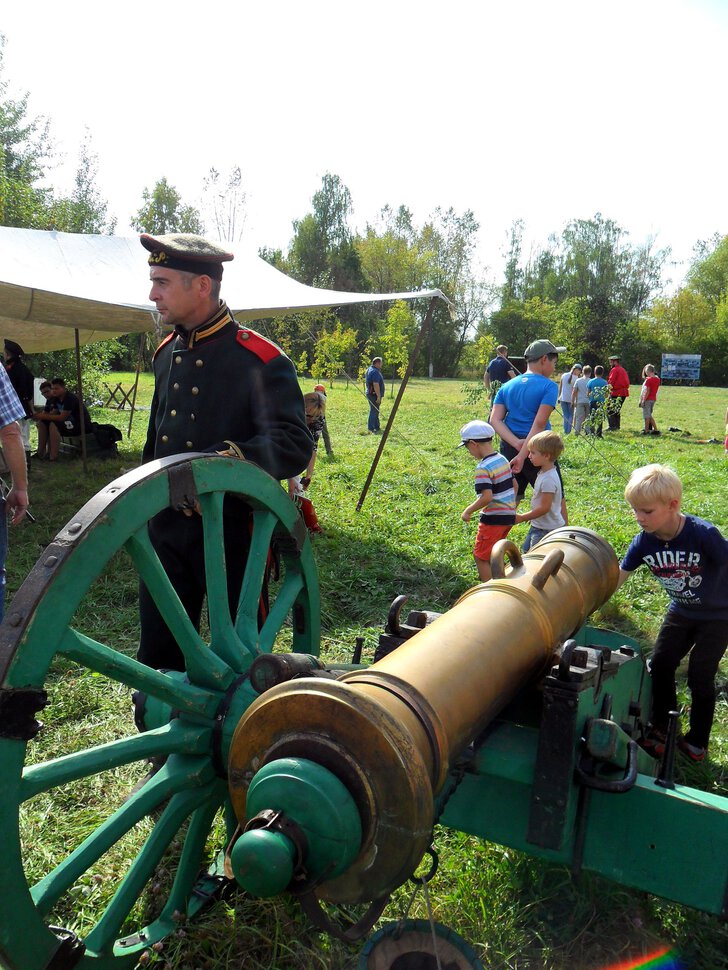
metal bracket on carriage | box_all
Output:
[167,461,199,513]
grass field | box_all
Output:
[5,373,728,970]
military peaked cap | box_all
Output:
[140,233,234,280]
[3,339,25,358]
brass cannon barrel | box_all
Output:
[228,527,619,904]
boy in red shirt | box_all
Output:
[639,364,661,435]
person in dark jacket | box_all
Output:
[3,340,35,472]
[138,233,312,671]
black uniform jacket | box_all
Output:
[142,304,312,481]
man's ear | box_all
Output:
[197,274,214,299]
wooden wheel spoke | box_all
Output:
[30,757,214,919]
[235,509,278,647]
[258,572,305,653]
[59,628,219,721]
[20,723,211,802]
[155,782,226,925]
[199,492,249,672]
[125,527,234,690]
[83,776,217,955]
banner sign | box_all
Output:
[660,353,701,381]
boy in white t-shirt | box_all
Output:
[515,430,566,551]
[571,365,592,435]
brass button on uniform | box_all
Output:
[175,355,182,364]
[186,441,193,448]
[190,413,196,421]
[191,386,199,395]
[161,435,169,443]
[196,359,204,367]
[173,382,179,390]
[240,331,249,340]
[170,409,177,417]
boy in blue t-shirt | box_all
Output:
[617,464,728,762]
[459,419,516,582]
[586,365,608,437]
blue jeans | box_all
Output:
[561,401,574,435]
[0,498,7,623]
[367,395,380,432]
[523,526,549,552]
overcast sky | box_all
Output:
[3,0,726,289]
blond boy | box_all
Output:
[459,420,516,582]
[514,430,566,551]
[617,464,728,762]
[639,364,661,435]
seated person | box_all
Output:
[32,381,56,459]
[33,377,91,461]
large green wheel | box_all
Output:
[0,455,320,969]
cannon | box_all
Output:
[0,457,725,969]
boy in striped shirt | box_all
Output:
[459,420,516,582]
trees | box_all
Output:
[379,301,416,379]
[44,132,116,234]
[131,177,203,235]
[311,318,358,383]
[490,214,669,368]
[686,234,728,306]
[0,34,54,228]
[416,207,492,377]
[289,173,366,293]
[201,166,246,242]
[641,235,728,385]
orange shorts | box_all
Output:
[474,523,512,562]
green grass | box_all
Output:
[7,375,728,969]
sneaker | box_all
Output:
[677,737,706,762]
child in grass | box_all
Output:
[570,365,592,435]
[639,364,661,435]
[459,420,515,582]
[514,430,566,551]
[617,464,728,762]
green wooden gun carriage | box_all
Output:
[0,457,725,968]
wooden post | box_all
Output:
[127,332,145,438]
[73,328,88,474]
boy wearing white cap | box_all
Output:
[459,419,516,581]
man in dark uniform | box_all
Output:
[138,233,312,671]
[3,340,35,472]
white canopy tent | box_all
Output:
[0,227,453,352]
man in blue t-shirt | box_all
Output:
[618,463,728,762]
[364,357,385,433]
[490,338,564,506]
[483,345,516,400]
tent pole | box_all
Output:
[127,332,144,438]
[74,328,88,474]
[356,297,436,512]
